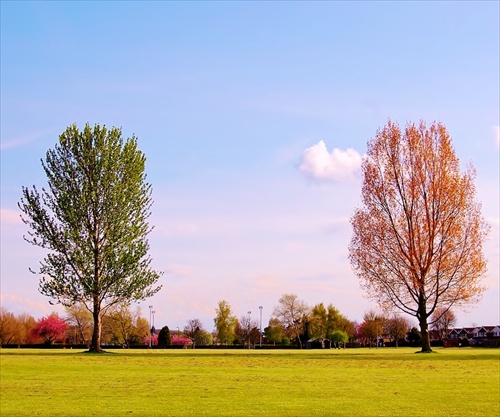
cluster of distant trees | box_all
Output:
[0,294,456,349]
[0,304,151,348]
[212,295,456,349]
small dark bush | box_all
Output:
[158,326,171,348]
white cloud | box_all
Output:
[299,140,363,183]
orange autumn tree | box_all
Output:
[349,120,489,352]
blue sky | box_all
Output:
[1,1,498,331]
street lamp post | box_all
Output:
[259,306,263,347]
[247,311,251,349]
[149,305,153,348]
[152,310,156,346]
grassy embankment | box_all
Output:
[1,347,498,417]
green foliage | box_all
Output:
[214,300,237,345]
[308,303,328,340]
[264,318,284,345]
[1,349,499,417]
[281,336,291,346]
[329,330,348,343]
[18,123,162,352]
[158,326,171,348]
[308,303,355,342]
[408,327,422,344]
[195,330,213,347]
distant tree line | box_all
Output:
[0,303,152,348]
[0,293,458,349]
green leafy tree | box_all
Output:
[308,303,328,342]
[329,330,348,348]
[308,303,354,345]
[158,326,171,348]
[195,330,213,346]
[264,317,284,345]
[214,300,237,345]
[325,304,341,336]
[19,123,162,352]
[281,336,291,346]
[334,315,357,341]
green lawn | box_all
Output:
[1,347,498,417]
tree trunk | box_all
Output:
[89,307,102,352]
[418,315,432,353]
[417,292,432,353]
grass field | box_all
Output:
[1,347,498,417]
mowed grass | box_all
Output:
[1,347,499,417]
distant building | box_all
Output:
[443,326,500,347]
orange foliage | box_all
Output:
[349,120,489,351]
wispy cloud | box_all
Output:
[299,141,363,183]
[322,217,350,234]
[154,221,200,237]
[0,292,62,316]
[165,264,198,279]
[0,137,32,151]
[0,208,22,225]
[0,128,56,151]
